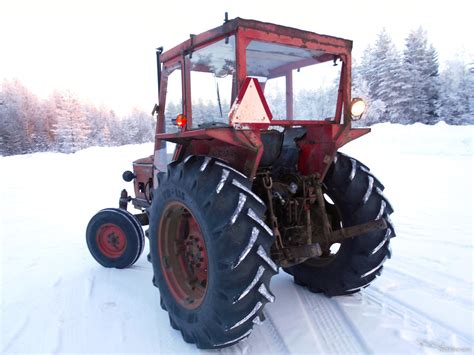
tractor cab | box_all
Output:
[147,17,368,196]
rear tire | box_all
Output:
[285,152,395,296]
[86,208,145,268]
[148,156,278,349]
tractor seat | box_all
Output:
[270,127,307,176]
[259,130,284,167]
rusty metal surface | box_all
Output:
[155,121,368,182]
[156,128,258,151]
[157,127,263,179]
[161,17,352,63]
[131,197,150,210]
[271,219,388,268]
[261,172,285,249]
[274,243,323,265]
[134,213,149,226]
[256,167,388,268]
[119,189,129,210]
[329,219,388,244]
[132,156,153,204]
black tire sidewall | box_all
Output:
[148,157,277,348]
[149,181,223,335]
[285,153,392,294]
[101,208,145,265]
[86,210,141,269]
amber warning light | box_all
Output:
[173,114,187,127]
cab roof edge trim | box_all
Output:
[160,17,353,64]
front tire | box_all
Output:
[148,156,278,349]
[86,208,145,268]
[286,152,395,296]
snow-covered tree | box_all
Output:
[400,27,440,124]
[439,59,474,125]
[130,108,155,143]
[0,79,158,156]
[0,80,32,154]
[423,44,441,120]
[468,61,474,120]
[85,105,114,147]
[294,86,337,120]
[51,90,90,153]
[266,90,286,119]
[107,110,126,146]
[0,91,7,155]
[118,108,155,144]
[35,98,57,151]
[361,29,405,123]
[357,45,375,86]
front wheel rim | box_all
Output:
[96,223,127,258]
[158,202,209,310]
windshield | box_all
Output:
[188,36,236,128]
[246,40,341,120]
[164,37,341,128]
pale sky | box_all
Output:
[1,0,472,115]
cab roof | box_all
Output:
[160,17,353,64]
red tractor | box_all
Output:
[86,16,394,349]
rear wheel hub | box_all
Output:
[159,202,208,310]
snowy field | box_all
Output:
[1,122,473,354]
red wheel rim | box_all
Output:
[96,223,127,258]
[158,202,208,310]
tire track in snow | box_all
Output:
[364,288,473,345]
[85,275,95,299]
[51,324,63,355]
[384,267,472,309]
[51,279,65,355]
[403,237,473,249]
[52,276,62,288]
[259,311,291,354]
[1,316,30,353]
[292,288,325,353]
[331,300,372,354]
[218,312,289,355]
[120,320,127,344]
[391,257,469,285]
[298,289,370,354]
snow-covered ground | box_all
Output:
[1,122,473,354]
